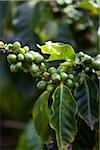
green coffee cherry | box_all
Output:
[7,43,13,50]
[60,72,68,80]
[37,80,47,90]
[35,55,44,64]
[47,84,54,92]
[92,60,100,70]
[29,51,38,60]
[13,41,21,50]
[18,54,24,61]
[84,54,92,59]
[25,52,33,63]
[84,66,90,73]
[48,67,57,74]
[16,62,22,69]
[40,62,47,72]
[66,79,74,88]
[95,54,100,60]
[29,63,40,74]
[17,48,25,54]
[29,51,37,58]
[78,51,84,58]
[84,54,92,63]
[51,73,61,83]
[7,54,17,64]
[23,46,29,52]
[23,68,29,73]
[57,66,65,73]
[10,64,19,72]
[68,74,74,80]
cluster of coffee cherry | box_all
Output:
[37,65,76,92]
[0,41,99,92]
[5,41,46,77]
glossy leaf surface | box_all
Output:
[76,74,99,130]
[38,41,76,62]
[77,1,99,15]
[50,84,77,150]
[32,91,50,143]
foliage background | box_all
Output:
[0,0,99,149]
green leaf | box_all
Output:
[16,120,43,150]
[77,1,100,15]
[32,91,50,143]
[38,41,76,62]
[50,84,77,150]
[76,74,99,130]
[72,119,95,150]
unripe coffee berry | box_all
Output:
[51,73,61,83]
[23,46,29,52]
[95,54,100,60]
[84,66,90,73]
[48,67,57,74]
[7,43,13,50]
[37,80,47,90]
[13,41,21,50]
[25,52,33,63]
[16,62,22,69]
[40,62,47,72]
[18,54,24,61]
[35,55,44,64]
[17,48,25,54]
[84,54,92,63]
[47,84,54,92]
[78,51,84,58]
[10,64,19,72]
[29,63,40,74]
[92,60,100,70]
[60,72,68,80]
[57,66,65,73]
[7,54,17,64]
[66,79,74,88]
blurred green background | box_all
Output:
[0,0,99,149]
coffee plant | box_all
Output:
[0,40,99,150]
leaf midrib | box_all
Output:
[84,77,92,128]
[59,84,63,150]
